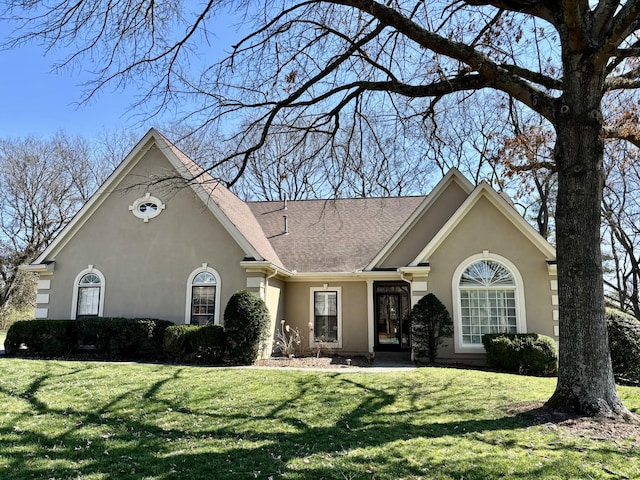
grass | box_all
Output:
[0,359,637,480]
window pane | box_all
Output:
[78,286,100,316]
[191,285,216,325]
[459,289,516,345]
[314,291,338,342]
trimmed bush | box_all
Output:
[606,308,640,386]
[224,290,270,364]
[164,324,225,364]
[5,320,78,357]
[411,293,453,363]
[482,333,558,376]
[5,317,172,360]
[77,318,173,359]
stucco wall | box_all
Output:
[40,145,249,324]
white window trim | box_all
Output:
[309,286,343,349]
[71,266,106,319]
[185,264,222,325]
[452,253,526,354]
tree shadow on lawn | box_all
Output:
[0,365,635,480]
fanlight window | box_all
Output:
[458,260,517,346]
[460,260,515,287]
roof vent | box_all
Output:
[283,195,288,211]
[283,215,289,235]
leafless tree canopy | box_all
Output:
[0,134,104,316]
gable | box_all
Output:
[30,129,281,268]
[411,184,556,266]
[375,176,471,269]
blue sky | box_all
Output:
[0,40,150,138]
[0,13,242,140]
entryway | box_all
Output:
[374,281,411,352]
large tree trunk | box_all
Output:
[546,57,629,417]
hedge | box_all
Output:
[4,320,78,357]
[606,308,640,386]
[164,324,225,364]
[4,318,173,360]
[482,333,558,376]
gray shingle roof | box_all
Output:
[248,197,425,272]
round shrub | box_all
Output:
[606,308,640,386]
[410,293,453,363]
[482,333,558,376]
[224,290,270,364]
[164,324,225,364]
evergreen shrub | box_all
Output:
[5,320,78,357]
[5,318,172,360]
[606,308,640,386]
[78,317,173,359]
[482,333,558,376]
[224,290,270,364]
[163,324,225,364]
[410,293,453,363]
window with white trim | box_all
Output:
[186,266,221,325]
[455,258,525,351]
[72,267,106,319]
[310,287,342,347]
[129,193,165,222]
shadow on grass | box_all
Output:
[0,363,634,480]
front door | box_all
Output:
[374,282,410,351]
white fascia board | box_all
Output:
[366,168,474,270]
[410,183,557,266]
[33,129,160,263]
[239,261,293,278]
[285,270,406,283]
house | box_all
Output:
[21,129,558,362]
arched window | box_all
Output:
[453,255,526,352]
[72,267,106,319]
[186,266,221,325]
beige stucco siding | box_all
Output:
[423,195,555,360]
[283,281,369,354]
[43,146,248,323]
[380,180,469,268]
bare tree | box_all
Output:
[0,133,99,317]
[602,142,640,319]
[5,1,640,418]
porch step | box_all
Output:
[372,351,413,366]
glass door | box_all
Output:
[374,282,410,350]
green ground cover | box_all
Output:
[0,359,637,479]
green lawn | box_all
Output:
[0,359,637,480]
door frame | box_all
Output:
[373,281,411,352]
